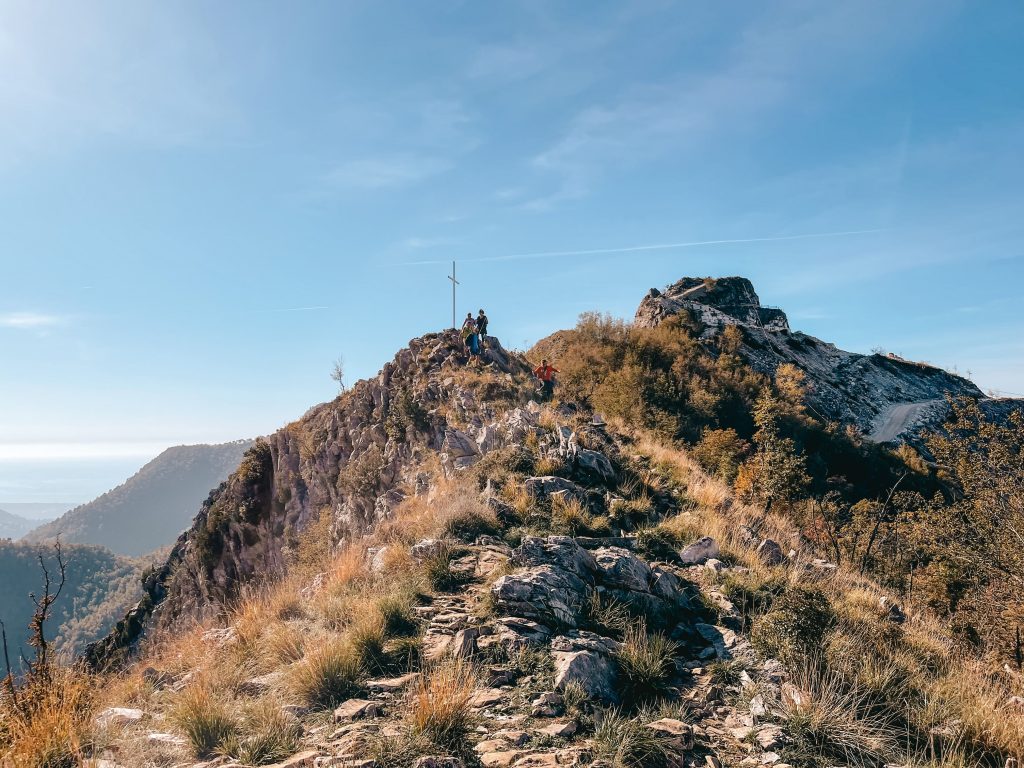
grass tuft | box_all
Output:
[288,636,364,708]
[616,619,678,705]
[170,678,238,757]
[592,708,671,768]
[219,699,302,766]
[407,659,477,750]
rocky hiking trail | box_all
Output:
[85,391,865,768]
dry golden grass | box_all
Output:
[0,668,93,768]
[288,634,364,708]
[169,676,238,757]
[635,434,1024,763]
[406,659,477,750]
[377,479,493,546]
[261,622,306,667]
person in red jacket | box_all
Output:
[533,359,559,401]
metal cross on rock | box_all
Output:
[448,260,459,329]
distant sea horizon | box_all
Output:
[0,455,157,507]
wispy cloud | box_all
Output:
[523,1,952,210]
[399,236,459,250]
[402,228,884,265]
[322,97,477,191]
[0,312,63,330]
[326,155,451,190]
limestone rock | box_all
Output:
[492,566,591,628]
[333,699,381,722]
[591,546,652,593]
[551,633,620,703]
[755,539,786,566]
[537,719,577,738]
[523,477,589,505]
[95,707,144,728]
[680,537,720,565]
[576,448,616,483]
[646,718,695,750]
[513,535,597,579]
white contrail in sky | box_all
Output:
[403,228,885,266]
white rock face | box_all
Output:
[634,275,986,441]
[680,536,720,565]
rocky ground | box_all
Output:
[83,395,921,768]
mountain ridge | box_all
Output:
[87,276,1023,669]
[25,440,255,557]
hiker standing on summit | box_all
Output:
[534,359,558,401]
[462,312,481,360]
[476,309,489,339]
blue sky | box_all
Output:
[2,1,1023,501]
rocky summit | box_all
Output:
[26,276,1022,768]
[637,276,986,443]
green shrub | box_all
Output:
[692,427,749,483]
[384,388,430,442]
[751,586,836,662]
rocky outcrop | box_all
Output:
[87,332,533,668]
[636,276,989,442]
[636,277,789,335]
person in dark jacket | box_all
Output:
[477,309,489,338]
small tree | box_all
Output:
[330,357,347,393]
[1,541,67,708]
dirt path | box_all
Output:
[869,400,940,442]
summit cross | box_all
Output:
[448,260,459,329]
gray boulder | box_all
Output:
[551,632,620,703]
[513,536,597,580]
[756,538,786,566]
[577,448,616,483]
[680,536,720,565]
[592,547,652,593]
[491,566,591,628]
[524,476,589,504]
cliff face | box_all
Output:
[87,332,533,667]
[636,276,984,441]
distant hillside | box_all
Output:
[25,441,254,557]
[0,502,73,520]
[0,540,145,660]
[0,508,38,540]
